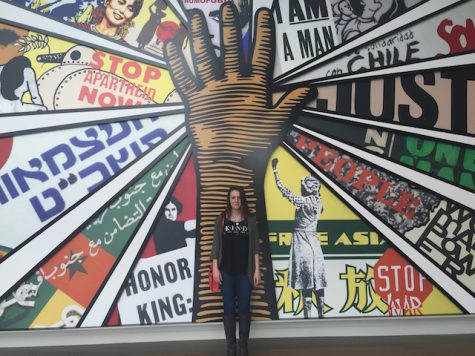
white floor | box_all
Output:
[0,315,474,349]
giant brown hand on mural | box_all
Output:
[165,4,311,163]
[165,3,313,322]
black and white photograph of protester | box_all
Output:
[272,158,327,319]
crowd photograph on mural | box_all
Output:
[0,0,474,354]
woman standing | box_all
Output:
[211,187,261,356]
[272,158,327,319]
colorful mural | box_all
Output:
[0,0,473,330]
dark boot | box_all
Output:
[317,296,325,319]
[223,315,237,356]
[238,314,251,356]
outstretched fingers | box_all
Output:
[190,9,219,83]
[221,3,243,75]
[251,8,274,84]
[164,40,198,98]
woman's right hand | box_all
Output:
[213,265,222,285]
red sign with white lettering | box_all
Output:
[374,248,433,316]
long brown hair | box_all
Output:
[225,186,249,220]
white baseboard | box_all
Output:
[1,315,474,348]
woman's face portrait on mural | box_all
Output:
[96,0,143,38]
[163,197,183,222]
[104,0,136,27]
[164,201,178,221]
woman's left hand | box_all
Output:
[253,270,261,287]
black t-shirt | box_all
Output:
[220,218,249,275]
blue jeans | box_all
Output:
[221,271,252,315]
